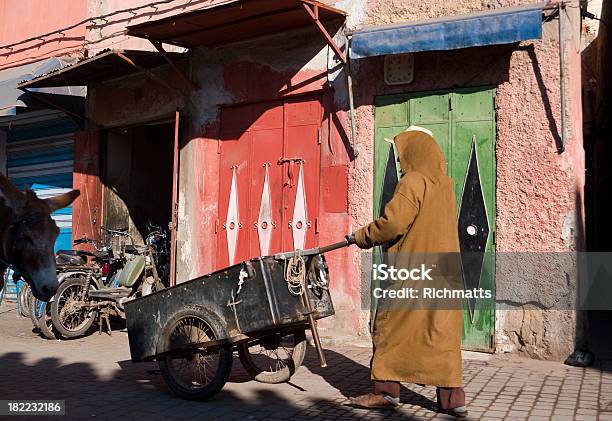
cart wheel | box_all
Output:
[158,305,233,401]
[238,329,306,384]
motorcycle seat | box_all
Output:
[56,252,86,266]
[57,249,82,256]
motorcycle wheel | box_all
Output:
[237,329,306,384]
[50,277,97,339]
[17,282,30,318]
[28,294,56,340]
[158,305,233,400]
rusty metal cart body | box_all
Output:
[125,241,348,400]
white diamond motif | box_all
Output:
[292,164,308,250]
[257,164,273,256]
[226,166,239,265]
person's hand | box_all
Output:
[345,233,356,245]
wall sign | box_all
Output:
[384,53,414,85]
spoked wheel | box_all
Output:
[238,329,306,384]
[158,306,233,400]
[17,282,31,318]
[50,277,97,339]
[28,294,56,339]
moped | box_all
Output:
[50,226,166,338]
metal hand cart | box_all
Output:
[125,240,350,400]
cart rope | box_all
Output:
[284,255,306,296]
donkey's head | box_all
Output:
[1,176,79,301]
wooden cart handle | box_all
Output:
[273,237,354,260]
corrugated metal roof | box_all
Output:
[0,57,85,117]
[17,49,185,89]
[127,0,346,48]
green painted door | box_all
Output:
[373,87,496,351]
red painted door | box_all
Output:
[217,96,321,268]
[217,104,253,268]
[248,101,284,259]
[72,130,102,251]
[281,97,321,252]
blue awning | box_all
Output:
[350,3,546,59]
[0,57,85,117]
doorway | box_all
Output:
[374,87,497,351]
[102,122,174,245]
[216,96,322,268]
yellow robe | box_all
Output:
[355,129,463,388]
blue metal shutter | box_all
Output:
[6,113,77,252]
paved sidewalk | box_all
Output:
[0,302,611,420]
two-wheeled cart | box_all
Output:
[125,240,350,400]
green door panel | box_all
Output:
[452,88,495,121]
[374,87,496,351]
[375,96,409,127]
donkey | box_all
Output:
[1,173,79,301]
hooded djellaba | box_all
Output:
[348,127,467,417]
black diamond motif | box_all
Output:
[379,144,399,254]
[458,137,490,320]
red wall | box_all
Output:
[189,59,362,332]
[0,0,87,69]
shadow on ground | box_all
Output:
[0,347,432,420]
[303,347,439,413]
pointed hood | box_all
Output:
[392,126,447,183]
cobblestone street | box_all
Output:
[0,302,611,420]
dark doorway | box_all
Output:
[102,121,174,245]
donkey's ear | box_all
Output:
[24,188,39,200]
[0,174,25,209]
[44,190,80,212]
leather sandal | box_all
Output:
[348,393,400,409]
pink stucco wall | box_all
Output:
[0,0,87,69]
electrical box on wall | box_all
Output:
[384,53,414,85]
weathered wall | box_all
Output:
[0,0,87,69]
[347,0,586,359]
[178,23,364,336]
[90,64,186,127]
[156,0,586,352]
[82,0,586,357]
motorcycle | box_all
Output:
[50,225,167,338]
[29,227,129,339]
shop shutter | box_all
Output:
[6,114,78,252]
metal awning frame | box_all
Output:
[127,1,347,64]
[112,50,197,94]
[299,1,347,64]
[150,41,198,91]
